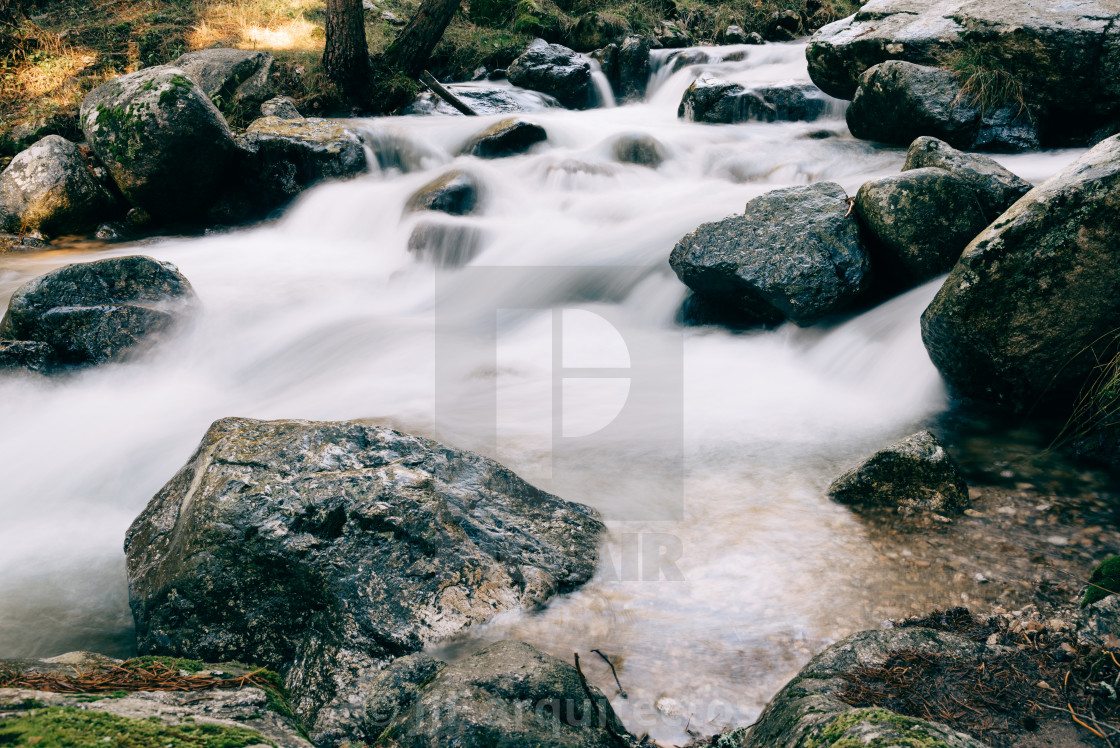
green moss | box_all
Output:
[94,102,149,166]
[1083,555,1120,607]
[0,707,272,748]
[157,73,195,107]
[807,708,952,748]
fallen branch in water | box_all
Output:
[591,649,627,699]
[420,70,478,116]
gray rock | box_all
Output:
[80,66,238,220]
[846,61,1039,152]
[1078,595,1120,649]
[244,116,366,186]
[0,255,196,366]
[669,182,871,326]
[828,431,969,516]
[854,167,989,287]
[806,0,1120,122]
[124,417,604,744]
[764,9,800,41]
[610,133,664,167]
[903,136,1031,220]
[0,340,55,372]
[363,653,446,734]
[921,134,1120,412]
[507,39,595,110]
[404,170,482,216]
[722,24,748,44]
[653,20,692,49]
[679,75,832,124]
[407,220,485,267]
[0,135,119,236]
[260,96,302,120]
[616,35,650,102]
[372,641,635,748]
[404,86,560,116]
[0,654,310,748]
[741,627,992,748]
[568,12,628,53]
[461,117,547,158]
[174,48,274,114]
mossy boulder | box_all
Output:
[404,169,482,216]
[124,417,604,744]
[854,167,989,289]
[920,134,1120,412]
[0,255,196,368]
[828,431,969,516]
[739,627,993,748]
[1083,556,1120,608]
[902,136,1031,221]
[669,182,871,327]
[80,66,238,220]
[368,641,634,748]
[845,61,1037,152]
[0,136,120,236]
[174,48,274,116]
[507,39,596,110]
[460,117,547,158]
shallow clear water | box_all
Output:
[0,41,1087,744]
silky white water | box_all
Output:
[0,41,1087,744]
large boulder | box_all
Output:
[174,48,274,115]
[124,417,604,744]
[616,35,650,102]
[920,134,1120,412]
[0,255,196,367]
[368,641,635,748]
[0,340,55,372]
[902,136,1031,220]
[80,66,238,220]
[854,167,989,288]
[0,653,310,748]
[679,75,833,124]
[0,136,119,236]
[845,60,1037,152]
[828,430,970,516]
[740,627,992,748]
[460,118,547,158]
[806,0,1120,123]
[507,39,596,110]
[669,182,872,326]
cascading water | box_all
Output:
[0,40,1088,744]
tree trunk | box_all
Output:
[323,0,371,103]
[384,0,462,77]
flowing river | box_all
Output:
[0,40,1090,744]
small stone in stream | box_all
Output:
[828,431,970,516]
[610,133,665,167]
[404,170,482,216]
[460,118,547,158]
[407,220,484,267]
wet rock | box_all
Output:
[80,67,238,220]
[461,117,547,158]
[610,133,665,167]
[846,61,1039,152]
[408,219,485,267]
[805,0,1120,126]
[741,627,992,747]
[362,653,446,733]
[675,291,771,330]
[679,75,831,124]
[507,39,595,110]
[0,135,119,236]
[260,96,302,120]
[722,24,749,44]
[0,654,310,748]
[0,255,196,367]
[369,641,634,748]
[0,233,48,253]
[174,48,274,114]
[0,340,55,372]
[404,86,559,116]
[666,49,709,74]
[124,417,604,744]
[920,135,1120,412]
[590,44,618,89]
[764,9,801,41]
[616,35,650,102]
[854,167,989,288]
[404,170,482,216]
[903,136,1031,220]
[669,182,871,326]
[828,431,970,516]
[244,116,366,185]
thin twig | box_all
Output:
[590,649,627,699]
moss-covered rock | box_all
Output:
[0,135,120,236]
[79,66,238,220]
[174,48,274,118]
[854,167,989,289]
[828,431,969,516]
[1083,556,1120,608]
[404,169,483,216]
[920,134,1120,412]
